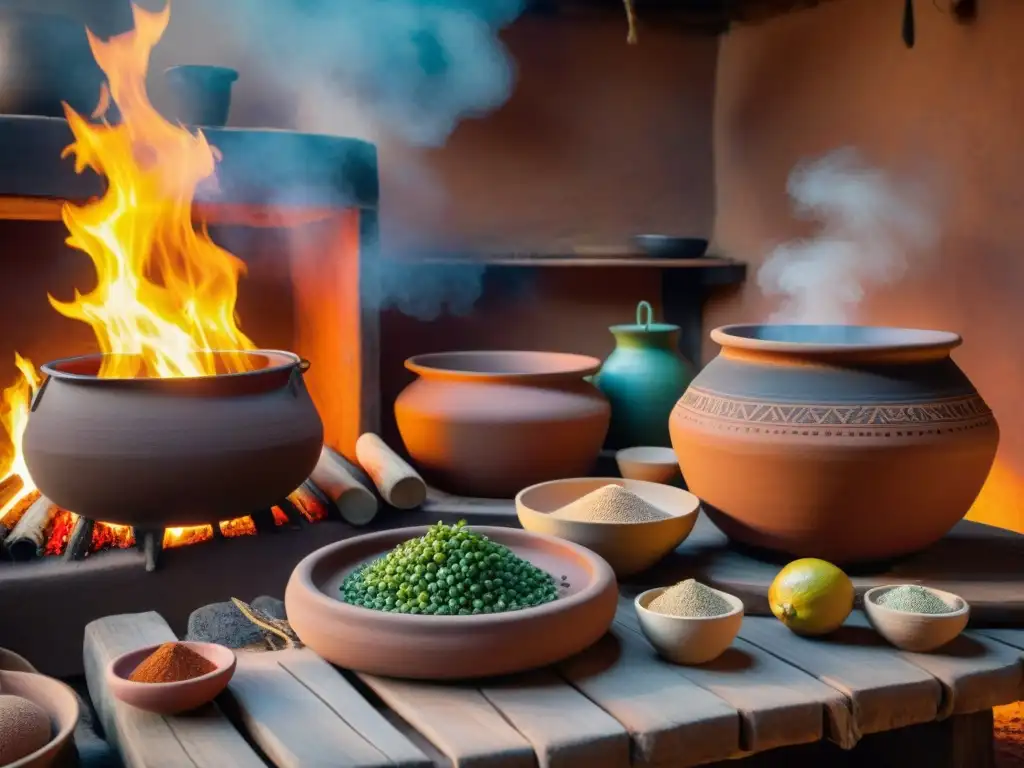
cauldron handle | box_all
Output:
[29,376,51,413]
[288,359,312,397]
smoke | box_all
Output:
[173,0,525,321]
[757,148,941,325]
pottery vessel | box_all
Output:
[285,525,618,680]
[864,585,969,652]
[0,670,79,768]
[669,325,999,564]
[106,642,236,715]
[395,351,610,498]
[163,65,239,127]
[594,301,694,449]
[516,477,700,577]
[634,585,744,665]
[24,350,323,527]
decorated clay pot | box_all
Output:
[395,351,610,498]
[669,325,999,564]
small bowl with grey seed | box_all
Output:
[515,478,700,578]
[634,580,744,665]
[864,584,970,653]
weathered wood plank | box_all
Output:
[615,601,856,752]
[480,670,631,768]
[845,613,1022,717]
[273,649,431,767]
[357,673,536,768]
[737,616,942,738]
[556,625,741,767]
[83,612,263,768]
[227,651,416,767]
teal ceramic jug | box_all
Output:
[594,301,695,449]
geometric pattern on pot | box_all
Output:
[676,389,995,428]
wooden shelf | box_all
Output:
[383,252,746,285]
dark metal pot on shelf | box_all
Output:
[23,350,324,527]
[0,9,108,117]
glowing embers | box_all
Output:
[0,481,334,570]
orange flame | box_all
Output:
[0,354,42,523]
[51,1,256,379]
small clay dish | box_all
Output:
[285,526,618,680]
[615,446,682,485]
[106,642,236,715]
[0,670,79,768]
[516,477,700,577]
[634,586,744,665]
[864,585,970,653]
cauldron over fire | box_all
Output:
[23,349,323,527]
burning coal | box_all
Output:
[757,147,941,326]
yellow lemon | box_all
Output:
[769,558,854,636]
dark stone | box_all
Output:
[185,595,287,648]
[251,595,287,621]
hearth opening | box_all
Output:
[0,2,375,570]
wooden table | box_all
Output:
[83,594,1024,768]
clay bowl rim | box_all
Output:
[515,477,701,529]
[711,324,962,356]
[863,584,971,620]
[40,348,305,384]
[634,584,745,624]
[404,350,602,384]
[291,524,617,626]
[106,641,237,692]
[0,669,80,768]
[614,446,679,468]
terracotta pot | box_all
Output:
[395,351,610,498]
[669,325,999,564]
[24,350,323,527]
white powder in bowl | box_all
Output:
[550,484,669,524]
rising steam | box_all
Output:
[758,148,940,325]
[193,0,523,320]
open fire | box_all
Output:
[0,2,331,566]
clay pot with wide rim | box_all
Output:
[395,351,610,498]
[23,350,323,527]
[669,324,999,564]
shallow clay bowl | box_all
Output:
[106,642,236,715]
[634,586,744,665]
[615,446,682,484]
[516,478,700,577]
[864,585,970,653]
[284,525,618,680]
[0,670,79,768]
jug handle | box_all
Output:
[636,300,653,330]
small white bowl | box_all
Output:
[615,446,681,485]
[864,585,970,653]
[634,585,744,665]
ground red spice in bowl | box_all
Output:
[128,642,217,684]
